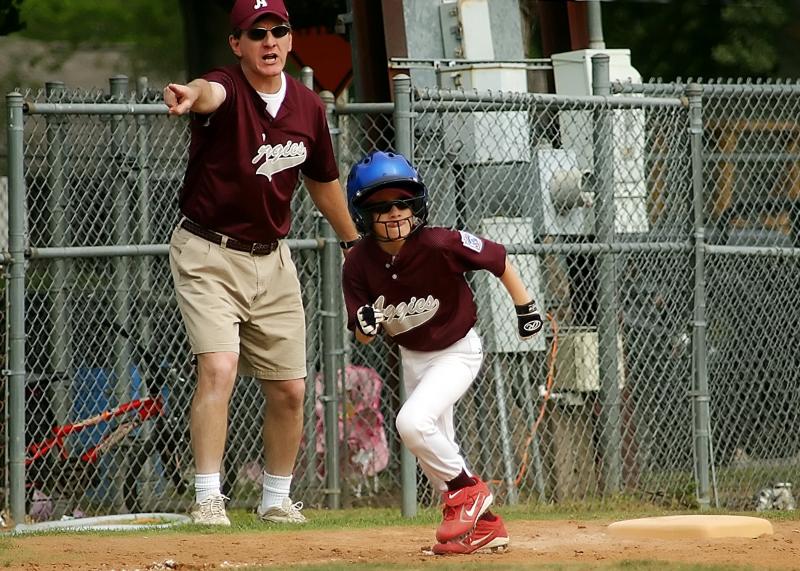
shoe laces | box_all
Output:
[199,493,229,517]
[285,499,304,514]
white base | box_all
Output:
[607,515,774,540]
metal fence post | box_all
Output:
[319,88,342,510]
[392,73,417,518]
[318,213,342,510]
[6,91,27,525]
[299,66,318,494]
[592,54,622,494]
[300,66,314,90]
[687,82,711,511]
[135,77,153,346]
[109,75,132,512]
[44,81,72,429]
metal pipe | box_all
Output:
[135,77,154,346]
[687,82,711,511]
[22,239,698,261]
[333,102,394,115]
[320,212,341,509]
[587,0,606,49]
[492,359,517,504]
[300,66,314,90]
[592,54,622,494]
[521,359,546,502]
[319,87,342,507]
[44,81,72,430]
[25,103,167,115]
[412,88,684,109]
[109,75,133,512]
[612,81,800,97]
[299,67,320,494]
[25,94,687,117]
[27,240,322,259]
[705,244,800,257]
[392,73,418,518]
[7,91,27,525]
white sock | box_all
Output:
[195,472,221,503]
[261,472,292,511]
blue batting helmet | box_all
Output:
[346,150,429,236]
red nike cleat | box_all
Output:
[432,514,510,555]
[435,477,493,543]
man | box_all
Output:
[163,0,361,525]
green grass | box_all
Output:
[9,503,798,538]
[16,502,800,536]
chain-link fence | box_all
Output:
[4,68,800,524]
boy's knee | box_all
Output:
[395,409,430,449]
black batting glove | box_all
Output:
[515,301,544,340]
[356,304,384,337]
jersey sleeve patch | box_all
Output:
[459,230,484,253]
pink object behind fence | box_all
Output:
[315,365,390,483]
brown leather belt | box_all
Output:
[180,219,279,256]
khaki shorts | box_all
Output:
[169,225,306,380]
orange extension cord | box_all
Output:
[490,312,558,488]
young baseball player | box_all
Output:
[342,150,544,554]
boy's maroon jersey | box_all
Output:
[179,66,338,243]
[343,227,506,351]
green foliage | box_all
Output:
[0,0,25,36]
[13,0,349,82]
[599,0,790,80]
[19,0,184,77]
[712,1,787,75]
[189,0,347,29]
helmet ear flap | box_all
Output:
[353,206,372,236]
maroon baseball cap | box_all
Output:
[230,0,290,31]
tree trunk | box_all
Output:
[179,0,237,79]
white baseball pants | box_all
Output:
[396,328,483,491]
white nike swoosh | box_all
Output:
[448,489,464,500]
[464,501,478,518]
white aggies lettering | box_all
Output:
[252,135,308,181]
[373,294,440,336]
[377,294,439,321]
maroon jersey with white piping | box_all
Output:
[179,65,338,243]
[342,227,507,351]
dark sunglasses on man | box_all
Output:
[245,24,291,42]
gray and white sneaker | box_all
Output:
[190,493,231,526]
[257,497,307,523]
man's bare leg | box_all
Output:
[258,378,306,522]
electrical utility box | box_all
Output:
[553,330,626,392]
[441,149,594,238]
[532,147,594,236]
[439,0,530,164]
[477,217,546,353]
[551,49,648,234]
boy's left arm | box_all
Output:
[499,257,544,339]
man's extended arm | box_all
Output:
[163,79,226,116]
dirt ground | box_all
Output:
[3,518,799,570]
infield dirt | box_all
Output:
[4,518,799,570]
